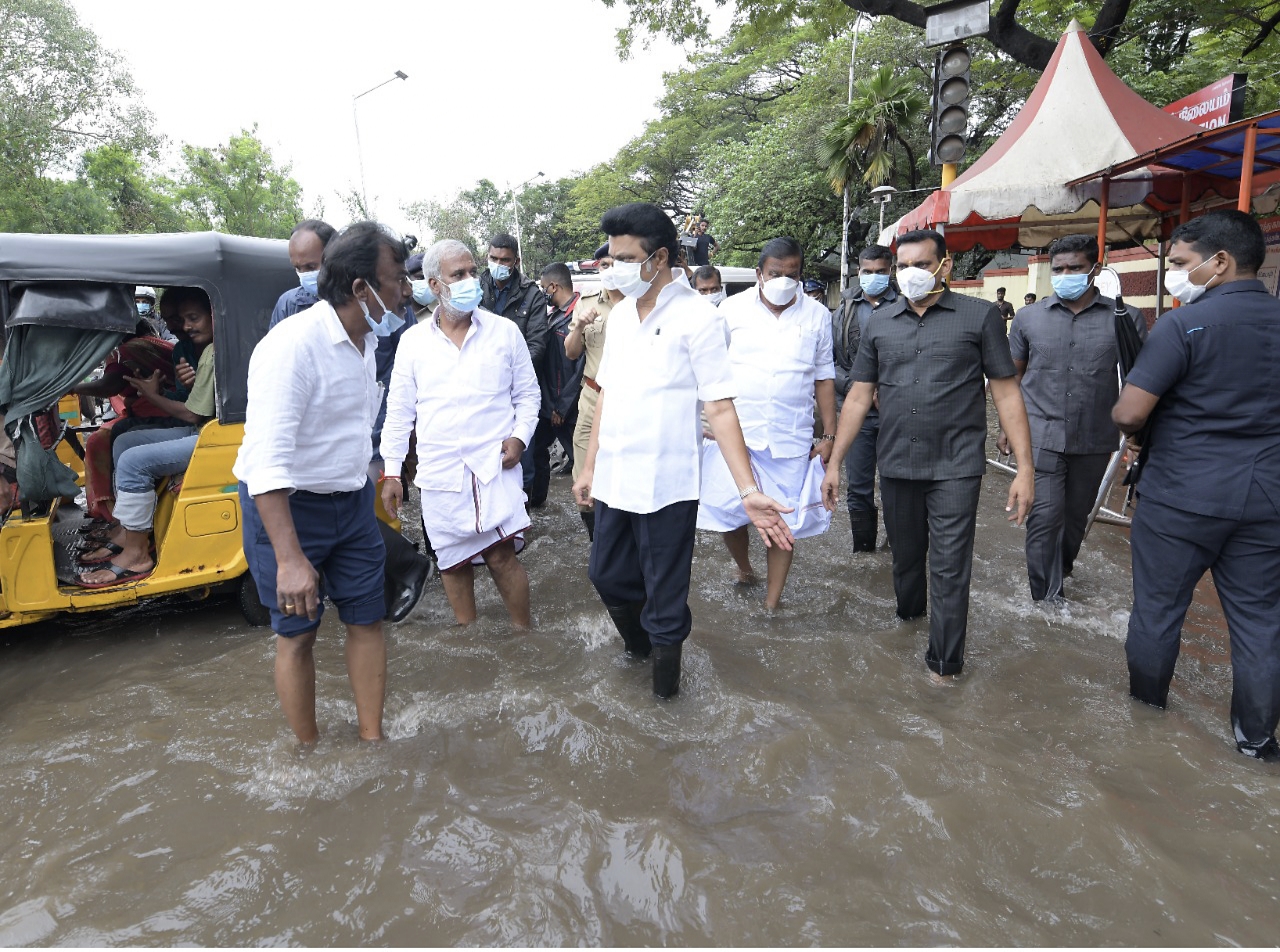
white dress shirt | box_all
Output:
[718,287,835,458]
[593,280,736,514]
[381,307,540,491]
[234,300,379,495]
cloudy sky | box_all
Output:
[74,0,707,233]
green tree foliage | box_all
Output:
[0,0,152,232]
[177,127,304,239]
[820,64,929,193]
[700,117,845,269]
[80,144,184,233]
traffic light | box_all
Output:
[931,42,971,166]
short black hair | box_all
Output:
[996,286,1007,294]
[317,221,408,307]
[858,244,893,265]
[757,237,803,270]
[692,266,722,287]
[897,229,947,260]
[160,286,212,315]
[291,219,337,246]
[1047,233,1100,263]
[1025,292,1037,302]
[1170,209,1265,274]
[488,232,520,255]
[540,262,573,288]
[600,203,680,262]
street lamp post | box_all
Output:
[353,70,408,216]
[511,172,544,255]
[869,184,897,237]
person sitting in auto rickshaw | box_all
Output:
[76,289,215,586]
[0,412,15,516]
[71,320,180,523]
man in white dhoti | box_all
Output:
[380,240,539,627]
[697,236,837,609]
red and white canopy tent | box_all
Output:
[877,20,1202,251]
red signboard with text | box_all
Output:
[1163,74,1246,130]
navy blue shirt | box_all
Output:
[269,285,319,328]
[1125,279,1280,519]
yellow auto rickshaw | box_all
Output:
[0,232,300,628]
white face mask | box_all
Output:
[599,267,619,291]
[896,259,946,303]
[1164,252,1222,305]
[761,275,798,307]
[708,289,726,306]
[611,250,658,299]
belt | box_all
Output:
[583,376,600,392]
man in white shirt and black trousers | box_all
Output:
[234,221,409,745]
[574,203,796,699]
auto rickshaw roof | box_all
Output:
[0,231,296,425]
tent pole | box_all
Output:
[1156,239,1166,319]
[1179,175,1190,223]
[1238,122,1258,212]
[1097,175,1110,262]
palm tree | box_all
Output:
[819,65,929,195]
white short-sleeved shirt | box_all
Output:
[380,307,541,491]
[718,288,835,457]
[593,279,736,514]
[234,300,380,495]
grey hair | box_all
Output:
[423,239,473,282]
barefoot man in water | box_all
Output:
[380,239,540,628]
[234,222,409,744]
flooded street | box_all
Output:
[2,467,1278,946]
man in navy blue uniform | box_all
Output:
[1113,209,1280,760]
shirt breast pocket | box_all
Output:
[877,345,912,386]
[473,353,512,395]
[1083,339,1117,374]
[929,347,971,383]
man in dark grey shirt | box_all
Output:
[1004,234,1147,603]
[822,229,1035,680]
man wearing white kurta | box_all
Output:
[574,203,796,699]
[381,240,540,628]
[698,237,837,608]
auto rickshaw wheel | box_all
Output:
[238,572,272,627]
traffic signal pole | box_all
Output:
[941,163,957,188]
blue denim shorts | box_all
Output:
[239,479,386,637]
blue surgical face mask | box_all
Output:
[297,270,319,296]
[136,301,153,316]
[489,260,513,282]
[412,279,437,307]
[443,276,483,314]
[859,272,890,297]
[359,283,407,338]
[1051,272,1093,301]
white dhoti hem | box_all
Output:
[696,442,833,540]
[422,465,531,572]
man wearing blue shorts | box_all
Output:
[234,221,410,744]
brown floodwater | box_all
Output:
[1,467,1277,946]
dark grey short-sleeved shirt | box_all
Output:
[852,288,1016,480]
[1008,293,1146,456]
[1125,279,1280,520]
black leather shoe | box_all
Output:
[386,556,433,622]
[605,602,651,657]
[652,643,682,698]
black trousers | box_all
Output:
[528,414,576,508]
[587,499,697,647]
[1024,449,1110,601]
[1127,482,1280,754]
[881,475,982,676]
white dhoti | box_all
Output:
[696,441,832,539]
[422,464,531,572]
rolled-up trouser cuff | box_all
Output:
[114,489,157,532]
